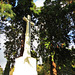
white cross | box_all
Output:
[23,15,34,58]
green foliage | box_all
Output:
[4,24,21,61]
[38,63,50,75]
[35,0,75,75]
[31,50,37,58]
[30,3,41,15]
[55,47,72,74]
[45,41,50,49]
[37,1,71,63]
[0,1,15,19]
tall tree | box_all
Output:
[36,0,75,75]
[0,1,16,75]
[0,0,15,32]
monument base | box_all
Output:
[13,56,37,75]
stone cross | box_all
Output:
[23,15,34,58]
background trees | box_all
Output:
[36,0,75,75]
[1,0,37,75]
[0,0,75,75]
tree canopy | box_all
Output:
[35,0,75,75]
[0,1,15,19]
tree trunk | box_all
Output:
[3,61,11,75]
[52,61,57,75]
[7,0,9,4]
[50,56,53,75]
[50,56,57,75]
[20,23,26,56]
[20,30,25,56]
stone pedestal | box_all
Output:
[13,56,37,75]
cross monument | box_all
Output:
[13,15,37,75]
[23,15,34,58]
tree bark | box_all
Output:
[7,0,9,4]
[20,31,25,56]
[20,23,26,56]
[3,61,11,75]
[50,56,57,75]
[50,56,53,75]
[52,61,57,75]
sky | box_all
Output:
[34,0,45,7]
[34,0,56,7]
[0,34,7,70]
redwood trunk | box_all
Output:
[50,56,57,75]
[52,61,57,75]
[20,23,26,56]
[50,56,53,75]
[20,31,25,56]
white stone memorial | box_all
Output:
[13,15,37,75]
